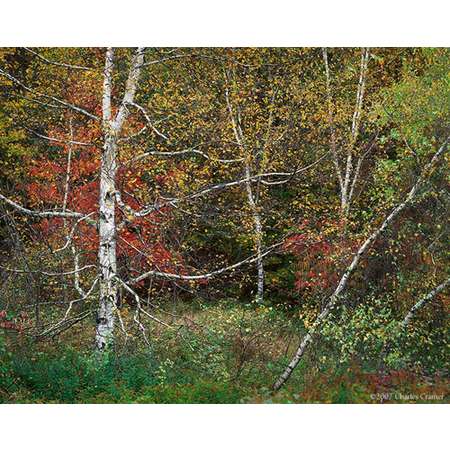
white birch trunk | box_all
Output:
[379,277,450,365]
[224,73,265,304]
[95,47,145,350]
[244,162,264,304]
[323,48,370,217]
[401,278,450,328]
[273,137,448,390]
[95,48,117,350]
[96,132,118,350]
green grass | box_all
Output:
[1,301,448,404]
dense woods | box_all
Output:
[0,47,448,403]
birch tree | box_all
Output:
[273,136,448,390]
[95,47,146,349]
[400,278,450,328]
[0,48,305,348]
[322,47,371,217]
[224,67,266,304]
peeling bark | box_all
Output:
[95,47,145,350]
[96,134,118,350]
[95,49,117,350]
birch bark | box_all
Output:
[244,162,264,303]
[96,47,117,350]
[401,278,450,328]
[378,277,450,367]
[323,48,370,217]
[95,47,145,350]
[225,73,265,304]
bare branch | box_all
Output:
[22,123,94,147]
[34,279,98,338]
[140,52,194,68]
[129,146,244,165]
[0,68,100,121]
[115,277,173,328]
[130,241,284,283]
[0,264,96,277]
[24,48,96,71]
[0,192,87,219]
[128,152,331,217]
[125,101,169,140]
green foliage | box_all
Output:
[319,291,448,374]
[0,333,15,396]
[135,381,243,404]
[377,48,450,152]
[148,302,301,387]
[1,343,159,403]
[1,298,447,404]
[321,294,399,365]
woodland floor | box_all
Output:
[0,300,448,404]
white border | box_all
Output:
[0,405,447,449]
[1,0,449,46]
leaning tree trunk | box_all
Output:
[401,277,450,328]
[273,137,448,391]
[378,277,450,368]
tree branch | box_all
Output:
[24,48,96,71]
[0,192,87,219]
[0,68,100,121]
